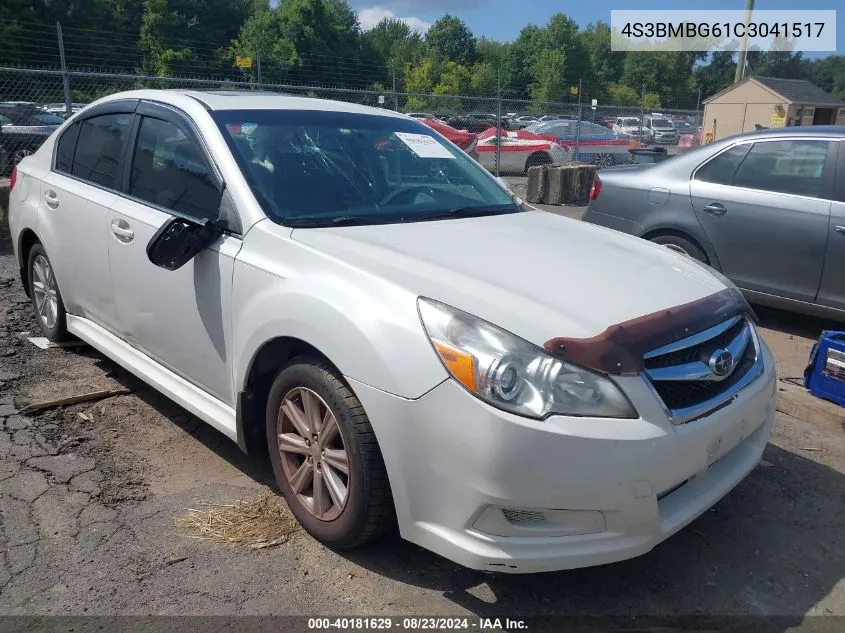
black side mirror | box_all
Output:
[146,216,223,271]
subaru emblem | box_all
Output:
[708,349,734,377]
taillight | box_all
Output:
[9,165,17,192]
[589,175,601,200]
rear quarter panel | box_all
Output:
[585,167,722,269]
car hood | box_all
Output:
[291,211,727,345]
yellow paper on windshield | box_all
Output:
[395,133,455,159]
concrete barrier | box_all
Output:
[0,179,9,220]
[526,163,596,205]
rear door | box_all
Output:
[817,140,845,311]
[36,102,137,330]
[689,138,835,302]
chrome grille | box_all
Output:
[643,316,764,424]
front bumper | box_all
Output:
[350,343,776,573]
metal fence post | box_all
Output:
[574,79,582,162]
[256,45,262,86]
[639,84,646,141]
[392,70,398,112]
[56,22,72,118]
[495,70,502,177]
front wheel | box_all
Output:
[524,151,552,174]
[266,358,394,548]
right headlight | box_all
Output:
[418,298,637,420]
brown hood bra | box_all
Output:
[544,288,754,375]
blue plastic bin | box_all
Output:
[803,331,845,408]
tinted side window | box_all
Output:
[695,144,750,184]
[72,114,132,188]
[129,116,220,220]
[55,122,79,174]
[732,140,830,198]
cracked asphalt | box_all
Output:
[0,217,843,625]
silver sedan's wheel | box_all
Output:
[31,254,59,330]
[277,386,350,521]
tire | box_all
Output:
[524,151,552,174]
[592,153,616,169]
[649,234,708,263]
[27,243,70,341]
[266,357,394,548]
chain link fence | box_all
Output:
[1,64,702,177]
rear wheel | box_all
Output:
[266,357,394,548]
[27,243,70,341]
[524,151,552,174]
[592,153,616,169]
[649,234,708,263]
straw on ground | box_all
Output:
[176,492,300,549]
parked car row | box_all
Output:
[0,101,89,174]
[9,88,778,575]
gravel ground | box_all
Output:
[0,217,843,625]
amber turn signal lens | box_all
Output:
[433,340,479,393]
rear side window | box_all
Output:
[55,122,80,174]
[129,116,220,220]
[695,144,750,185]
[72,113,132,189]
[732,140,830,197]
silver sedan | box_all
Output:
[583,126,845,320]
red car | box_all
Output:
[420,118,479,160]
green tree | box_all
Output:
[693,51,736,100]
[138,0,254,77]
[643,92,661,108]
[364,17,427,89]
[229,0,297,82]
[530,49,567,104]
[608,84,640,105]
[580,22,623,84]
[621,51,700,107]
[426,14,476,66]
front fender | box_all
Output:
[232,244,448,400]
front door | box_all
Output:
[690,138,835,302]
[106,111,241,405]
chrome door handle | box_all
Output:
[44,190,59,209]
[703,203,727,216]
[835,226,845,234]
[110,221,134,242]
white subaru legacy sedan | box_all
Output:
[8,90,776,573]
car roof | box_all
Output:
[91,89,409,119]
[722,125,845,139]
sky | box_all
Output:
[351,0,843,56]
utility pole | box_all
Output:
[734,0,755,83]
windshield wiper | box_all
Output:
[285,215,394,228]
[414,206,520,222]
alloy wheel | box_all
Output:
[31,254,58,330]
[593,153,615,169]
[276,387,350,521]
[13,148,32,164]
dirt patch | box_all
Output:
[175,492,299,549]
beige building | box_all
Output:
[701,76,845,142]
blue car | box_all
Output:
[526,120,633,168]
